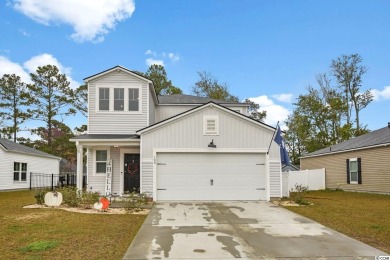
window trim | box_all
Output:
[14,162,27,182]
[94,149,110,175]
[96,84,142,114]
[203,115,219,136]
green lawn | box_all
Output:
[285,190,390,254]
[0,190,147,260]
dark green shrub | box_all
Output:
[59,186,79,207]
[79,191,100,209]
[34,188,48,204]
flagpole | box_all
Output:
[267,121,279,155]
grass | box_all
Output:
[0,190,147,259]
[284,189,390,253]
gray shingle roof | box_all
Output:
[71,134,140,140]
[0,138,60,159]
[158,94,248,105]
[302,126,390,157]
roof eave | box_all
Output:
[300,142,390,159]
[84,66,153,84]
[6,150,61,160]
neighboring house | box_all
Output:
[282,164,300,172]
[300,124,390,194]
[0,138,61,191]
[71,66,282,201]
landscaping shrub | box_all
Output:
[124,191,150,212]
[290,184,310,205]
[34,188,48,204]
[59,186,79,207]
[79,191,100,209]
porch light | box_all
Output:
[208,139,216,148]
[114,145,119,148]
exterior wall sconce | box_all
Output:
[114,145,119,148]
[208,139,217,148]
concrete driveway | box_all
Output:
[123,201,386,259]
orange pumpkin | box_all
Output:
[100,197,110,210]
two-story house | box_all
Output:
[71,66,282,201]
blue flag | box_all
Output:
[274,126,290,166]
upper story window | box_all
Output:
[128,88,139,111]
[114,88,124,111]
[14,162,27,182]
[99,88,110,111]
[97,86,141,113]
[203,115,219,135]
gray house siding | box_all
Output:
[87,71,149,134]
[301,146,390,194]
[140,106,280,196]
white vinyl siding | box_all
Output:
[88,71,149,134]
[0,149,59,191]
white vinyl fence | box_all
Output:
[282,168,325,197]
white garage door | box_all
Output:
[156,153,267,201]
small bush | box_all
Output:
[59,186,79,207]
[290,184,310,205]
[124,190,150,212]
[34,189,48,205]
[79,191,100,209]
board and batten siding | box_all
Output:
[0,150,59,190]
[141,106,281,197]
[87,71,149,134]
[300,146,390,194]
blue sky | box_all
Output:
[1,0,389,136]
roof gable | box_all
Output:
[137,101,275,134]
[84,65,152,83]
[302,126,390,158]
[0,138,60,159]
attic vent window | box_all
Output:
[204,115,219,135]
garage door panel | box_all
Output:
[156,153,267,201]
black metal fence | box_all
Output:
[29,172,86,190]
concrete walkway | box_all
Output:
[123,201,386,259]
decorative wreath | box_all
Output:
[127,161,139,175]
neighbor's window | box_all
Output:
[14,162,27,182]
[349,159,358,184]
[99,88,110,111]
[96,150,107,173]
[114,88,124,111]
[128,88,139,111]
[203,115,219,135]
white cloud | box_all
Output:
[372,86,390,101]
[272,93,293,103]
[0,56,31,83]
[168,53,180,62]
[144,50,180,66]
[12,0,135,42]
[146,58,164,67]
[19,29,30,36]
[248,95,291,128]
[0,54,80,89]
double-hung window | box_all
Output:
[14,162,27,182]
[114,88,124,111]
[347,158,361,184]
[128,88,139,111]
[96,150,108,174]
[99,88,110,111]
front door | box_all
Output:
[124,154,140,193]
